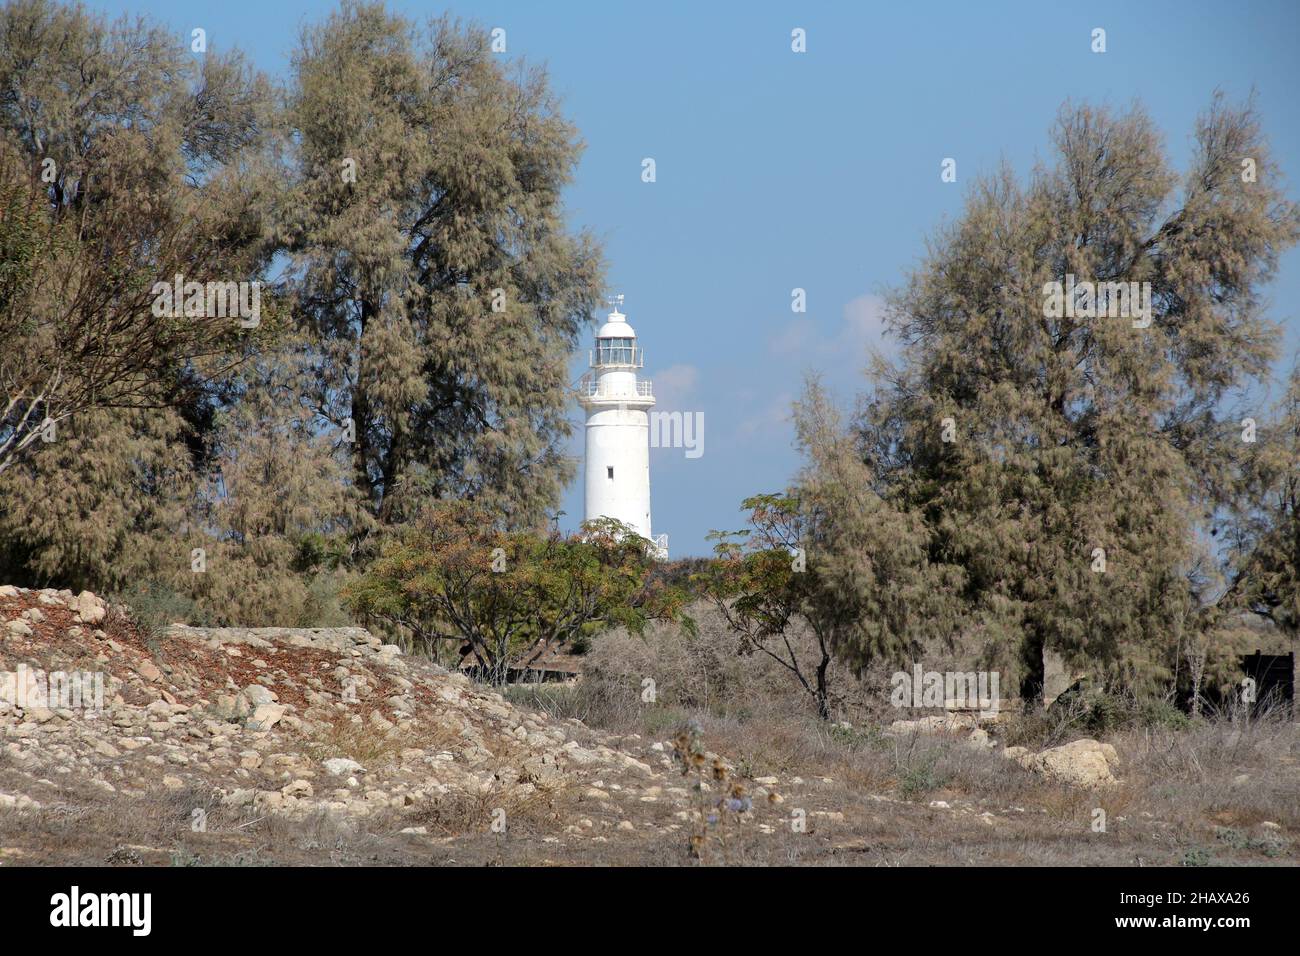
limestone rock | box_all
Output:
[323,757,364,777]
[887,713,978,736]
[74,590,107,625]
[1011,738,1119,788]
[212,694,252,721]
[136,660,162,683]
[522,752,563,786]
[5,619,33,638]
[1003,746,1032,765]
[0,792,41,811]
[247,704,287,731]
[241,684,278,707]
[281,779,313,798]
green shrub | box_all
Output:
[642,706,691,738]
[897,754,947,798]
[827,721,887,752]
[1215,827,1288,858]
[1137,698,1192,731]
[112,579,209,652]
[1047,687,1193,738]
[301,571,355,627]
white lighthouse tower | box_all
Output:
[577,296,666,556]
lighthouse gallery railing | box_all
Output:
[578,379,653,399]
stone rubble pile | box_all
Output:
[0,587,782,835]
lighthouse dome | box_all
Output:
[596,310,636,339]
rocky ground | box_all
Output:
[1,585,1295,866]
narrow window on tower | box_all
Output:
[607,466,614,479]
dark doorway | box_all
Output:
[1238,651,1295,718]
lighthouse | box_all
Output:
[577,296,667,557]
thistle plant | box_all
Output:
[671,720,753,864]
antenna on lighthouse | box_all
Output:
[606,293,625,313]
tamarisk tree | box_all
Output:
[702,381,949,720]
[285,2,603,528]
[854,96,1300,693]
[0,0,278,475]
[1227,364,1300,645]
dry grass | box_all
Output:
[403,780,576,838]
[301,713,427,768]
[500,606,1300,866]
[1114,710,1300,832]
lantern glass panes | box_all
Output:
[597,337,636,365]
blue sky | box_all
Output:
[92,0,1300,555]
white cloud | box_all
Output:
[652,363,699,407]
[766,294,892,363]
[737,389,794,440]
[842,294,889,350]
[768,317,816,356]
[718,296,896,453]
